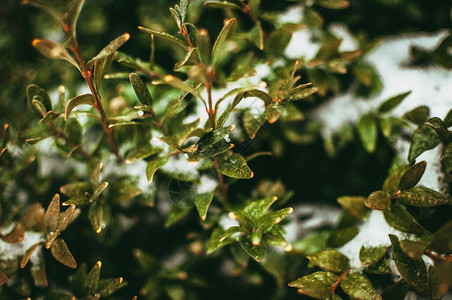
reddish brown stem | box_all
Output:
[70,41,122,163]
[425,250,452,262]
[331,269,350,295]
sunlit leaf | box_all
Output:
[307,249,350,273]
[207,227,237,254]
[397,186,448,207]
[265,102,283,124]
[218,153,254,179]
[45,194,60,232]
[65,94,94,120]
[288,271,338,299]
[239,235,265,262]
[243,110,265,139]
[256,207,294,231]
[2,223,25,243]
[51,238,77,269]
[87,33,130,69]
[129,73,153,105]
[383,204,427,234]
[359,245,387,266]
[400,238,429,259]
[365,190,391,210]
[125,146,162,164]
[337,196,369,219]
[389,234,429,295]
[20,243,42,268]
[138,26,188,50]
[32,39,80,70]
[204,1,242,9]
[211,18,237,66]
[341,273,382,300]
[194,190,215,221]
[57,204,76,232]
[292,231,330,256]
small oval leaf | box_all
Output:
[365,190,391,210]
[398,161,427,191]
[397,186,448,207]
[307,249,350,273]
[218,153,254,179]
[50,238,77,269]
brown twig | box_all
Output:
[331,269,350,295]
[425,250,452,263]
[46,120,91,160]
[70,40,122,163]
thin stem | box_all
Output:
[145,110,168,136]
[239,0,259,23]
[425,250,452,262]
[180,24,194,49]
[46,120,91,160]
[70,40,122,163]
[331,269,350,295]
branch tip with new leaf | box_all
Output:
[32,38,41,46]
[97,261,102,268]
[284,244,293,252]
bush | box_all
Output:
[1,0,451,299]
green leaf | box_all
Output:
[408,125,440,162]
[27,84,52,117]
[429,265,444,300]
[60,181,92,198]
[365,190,391,210]
[163,75,204,102]
[265,228,290,248]
[378,91,411,113]
[85,261,101,295]
[64,118,82,145]
[247,22,264,50]
[256,207,294,231]
[91,181,108,202]
[207,227,237,254]
[196,126,234,152]
[138,26,188,51]
[32,39,80,70]
[288,87,318,101]
[165,203,192,227]
[397,186,448,207]
[87,33,130,69]
[265,102,283,124]
[62,196,90,206]
[292,231,330,256]
[441,143,452,173]
[97,277,126,297]
[175,47,200,70]
[425,117,452,142]
[364,258,392,275]
[45,194,60,232]
[327,227,359,248]
[218,153,254,179]
[307,249,350,273]
[107,111,143,128]
[389,234,429,295]
[194,190,215,221]
[316,0,349,9]
[204,1,242,9]
[357,113,378,153]
[381,280,409,300]
[288,271,338,299]
[403,106,430,126]
[382,165,410,194]
[89,201,103,234]
[125,146,162,164]
[163,94,190,119]
[430,220,452,254]
[239,235,266,262]
[63,0,85,37]
[337,196,369,219]
[51,238,77,269]
[242,196,279,222]
[341,273,382,300]
[211,18,237,66]
[65,94,94,120]
[399,238,429,259]
[243,110,265,139]
[129,73,153,105]
[359,245,387,266]
[383,204,427,234]
[219,226,244,243]
[398,161,426,191]
[109,180,142,203]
